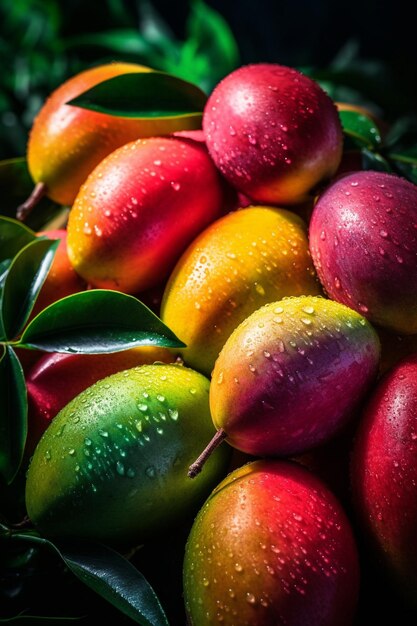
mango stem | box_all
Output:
[188,428,227,479]
[17,181,47,221]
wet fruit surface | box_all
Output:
[25,346,176,453]
[67,136,224,293]
[27,62,201,205]
[203,64,342,205]
[184,460,359,626]
[210,295,380,456]
[351,354,417,602]
[25,363,230,544]
[161,206,320,376]
[309,171,417,334]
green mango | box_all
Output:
[25,363,230,544]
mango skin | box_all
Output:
[161,206,321,376]
[26,346,176,454]
[203,64,342,205]
[25,364,230,544]
[184,460,359,626]
[351,355,417,603]
[28,62,201,205]
[211,295,380,456]
[67,136,224,294]
[309,171,417,334]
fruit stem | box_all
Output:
[188,428,227,479]
[16,181,47,221]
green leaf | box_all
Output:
[0,217,36,263]
[66,72,207,119]
[339,109,382,150]
[60,542,169,626]
[65,29,157,56]
[139,1,178,57]
[388,154,417,184]
[0,346,27,484]
[19,290,185,353]
[383,115,417,151]
[0,260,11,340]
[1,238,59,340]
[308,61,413,119]
[9,533,169,626]
[0,259,11,285]
[0,158,62,230]
[182,0,239,89]
[361,148,392,173]
[388,146,417,164]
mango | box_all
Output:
[209,295,380,458]
[203,64,342,205]
[351,354,417,603]
[309,171,417,334]
[27,62,201,206]
[26,346,176,453]
[161,207,320,376]
[25,363,230,544]
[184,460,359,626]
[67,136,224,294]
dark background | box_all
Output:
[157,0,415,73]
[0,0,416,159]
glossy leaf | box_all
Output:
[0,346,27,484]
[10,533,169,626]
[59,542,169,626]
[361,148,392,173]
[1,238,59,340]
[19,290,185,353]
[0,217,36,263]
[0,259,11,286]
[0,158,62,230]
[66,72,206,118]
[0,259,11,340]
[339,109,382,149]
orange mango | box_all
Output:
[27,63,201,206]
[161,206,321,376]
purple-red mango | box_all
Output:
[351,354,417,602]
[210,296,380,457]
[309,171,417,334]
[203,64,343,205]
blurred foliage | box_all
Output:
[0,0,239,159]
[1,0,416,162]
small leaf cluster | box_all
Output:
[340,109,417,183]
[0,0,240,159]
[0,215,184,624]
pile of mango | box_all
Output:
[14,61,417,625]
